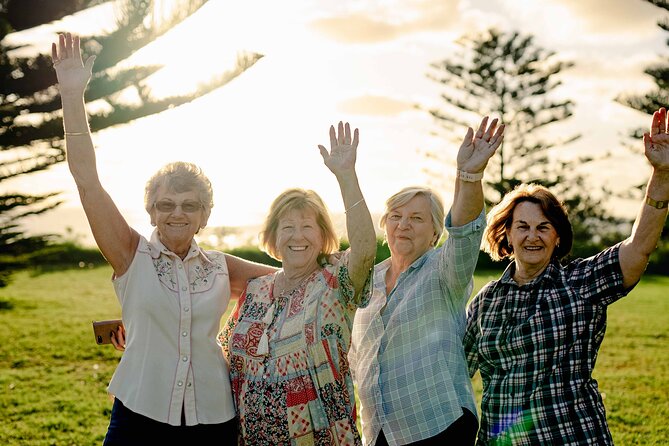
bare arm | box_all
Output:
[225,254,277,297]
[318,122,376,299]
[619,107,669,288]
[451,117,505,226]
[53,33,138,276]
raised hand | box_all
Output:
[644,108,669,172]
[51,32,96,96]
[318,121,359,177]
[457,116,505,174]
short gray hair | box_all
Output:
[380,186,445,244]
[144,162,213,213]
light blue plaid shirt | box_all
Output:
[349,210,485,446]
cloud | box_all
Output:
[337,95,415,115]
[548,0,659,35]
[309,0,461,43]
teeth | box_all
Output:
[290,246,307,251]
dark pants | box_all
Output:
[103,398,238,446]
[375,408,478,446]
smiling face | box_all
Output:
[506,201,560,274]
[385,194,438,266]
[149,185,208,252]
[275,208,324,272]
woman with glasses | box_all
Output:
[52,33,274,445]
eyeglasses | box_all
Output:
[154,200,203,213]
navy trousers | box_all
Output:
[103,398,238,445]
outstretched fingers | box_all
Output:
[483,118,499,141]
[337,121,345,145]
[490,124,505,149]
[53,32,80,64]
[73,35,81,61]
[329,124,337,149]
[658,107,667,133]
[344,122,352,145]
[651,108,666,137]
[475,116,489,139]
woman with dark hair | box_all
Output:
[465,108,669,445]
[349,117,505,446]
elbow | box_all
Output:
[362,245,376,271]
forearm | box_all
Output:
[338,171,376,286]
[226,254,276,296]
[620,169,669,287]
[451,175,485,227]
[61,93,99,189]
[441,210,484,298]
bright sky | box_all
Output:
[3,0,665,247]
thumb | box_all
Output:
[318,144,328,160]
[84,55,96,72]
[643,133,653,154]
[460,127,474,148]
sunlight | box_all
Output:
[7,0,661,248]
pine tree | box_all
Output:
[617,0,669,274]
[0,0,262,286]
[425,28,620,261]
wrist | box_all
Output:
[59,90,86,101]
[456,169,483,182]
[645,195,669,209]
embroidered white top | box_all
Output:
[108,230,234,426]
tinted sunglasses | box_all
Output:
[154,200,203,213]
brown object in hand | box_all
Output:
[92,319,122,345]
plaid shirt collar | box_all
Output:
[498,259,562,288]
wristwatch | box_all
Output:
[645,195,669,209]
[457,169,483,182]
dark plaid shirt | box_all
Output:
[465,243,630,445]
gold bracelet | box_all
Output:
[456,169,483,182]
[64,131,90,136]
[645,195,669,209]
[345,198,365,214]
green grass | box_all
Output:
[0,267,667,445]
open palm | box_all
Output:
[51,33,95,95]
[645,108,669,171]
[318,121,359,177]
[457,116,505,174]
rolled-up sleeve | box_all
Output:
[438,209,486,303]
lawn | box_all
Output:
[0,267,667,445]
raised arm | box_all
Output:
[619,107,669,288]
[451,116,505,226]
[52,33,138,276]
[224,254,277,297]
[318,122,376,298]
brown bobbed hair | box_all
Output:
[259,188,339,261]
[483,183,573,261]
[144,162,213,215]
[379,186,445,246]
